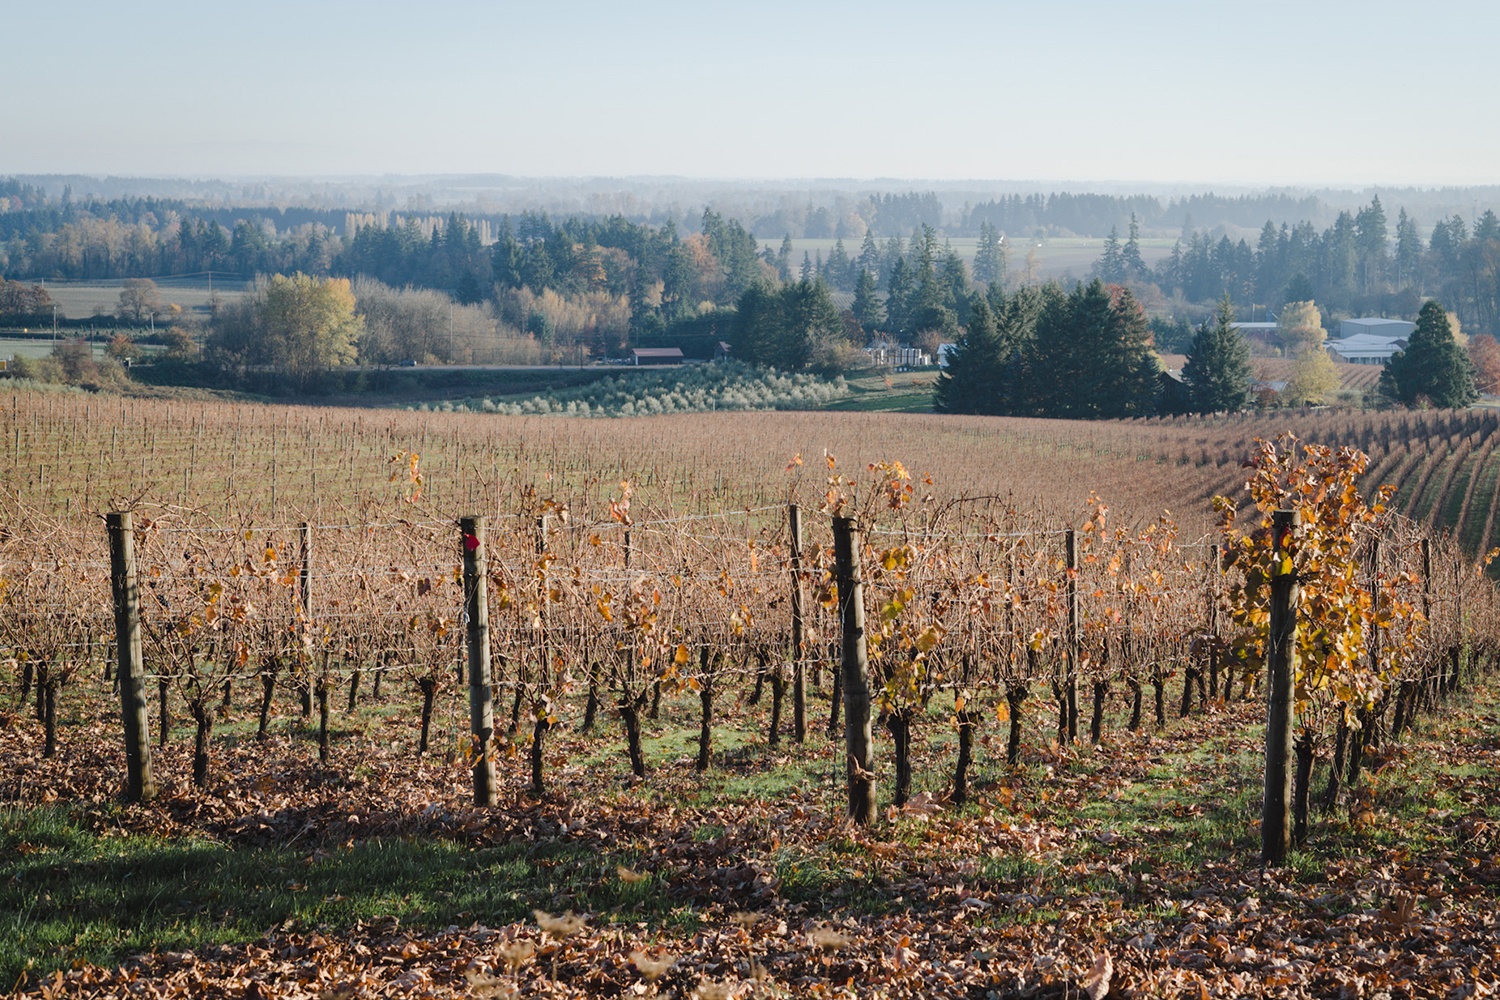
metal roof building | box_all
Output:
[1339,317,1415,340]
[1326,333,1407,365]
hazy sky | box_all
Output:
[6,0,1497,186]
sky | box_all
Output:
[6,0,1499,187]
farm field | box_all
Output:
[4,389,1500,996]
[4,389,1496,551]
[760,237,1178,283]
[23,275,252,324]
[0,336,122,362]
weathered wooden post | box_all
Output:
[461,516,498,806]
[1208,543,1222,701]
[299,522,315,717]
[530,514,551,795]
[832,515,876,825]
[1064,527,1080,742]
[107,511,156,803]
[1262,508,1299,865]
[789,503,807,743]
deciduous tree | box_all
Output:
[117,278,160,323]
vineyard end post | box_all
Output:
[832,515,876,825]
[107,511,156,803]
[1262,508,1299,865]
[789,503,806,743]
[1064,527,1080,743]
[461,516,498,806]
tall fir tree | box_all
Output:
[857,230,881,279]
[1095,227,1124,284]
[1025,280,1159,419]
[973,221,1007,286]
[1121,213,1146,278]
[852,268,883,333]
[777,235,794,282]
[1182,295,1252,413]
[934,296,1003,414]
[1379,299,1478,408]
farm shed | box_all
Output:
[631,347,685,366]
[1326,333,1408,365]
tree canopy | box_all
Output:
[1379,299,1478,408]
[729,279,850,373]
[936,280,1159,419]
[1181,296,1252,413]
[1023,280,1160,419]
[210,273,362,382]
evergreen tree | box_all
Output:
[1095,227,1124,283]
[885,256,914,335]
[852,268,883,333]
[1025,280,1159,419]
[973,221,1007,286]
[1121,213,1146,278]
[799,250,813,282]
[826,238,853,290]
[1394,209,1423,290]
[934,296,1003,414]
[932,289,1038,415]
[941,245,969,316]
[1355,196,1388,292]
[777,234,794,281]
[729,279,844,372]
[1379,299,1478,408]
[856,231,881,279]
[1182,295,1252,413]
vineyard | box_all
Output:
[5,390,1500,997]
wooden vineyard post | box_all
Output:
[461,516,498,806]
[789,503,806,743]
[1064,528,1080,743]
[1421,537,1434,706]
[1208,543,1222,702]
[1262,508,1300,865]
[299,522,316,717]
[832,515,876,825]
[531,514,551,795]
[107,512,156,803]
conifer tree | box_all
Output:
[1121,213,1146,278]
[1182,295,1252,412]
[1095,227,1124,284]
[1379,299,1478,408]
[1025,280,1158,418]
[852,269,883,333]
[935,296,1003,414]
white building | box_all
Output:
[1327,333,1407,365]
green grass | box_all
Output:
[824,370,936,412]
[9,678,1500,989]
[0,804,667,986]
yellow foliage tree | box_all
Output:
[260,273,362,380]
[1276,300,1325,357]
[1284,347,1340,405]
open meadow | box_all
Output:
[4,388,1500,997]
[29,275,252,324]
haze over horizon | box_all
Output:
[7,0,1498,188]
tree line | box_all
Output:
[1095,197,1500,338]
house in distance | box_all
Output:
[631,347,685,366]
[1327,317,1416,365]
